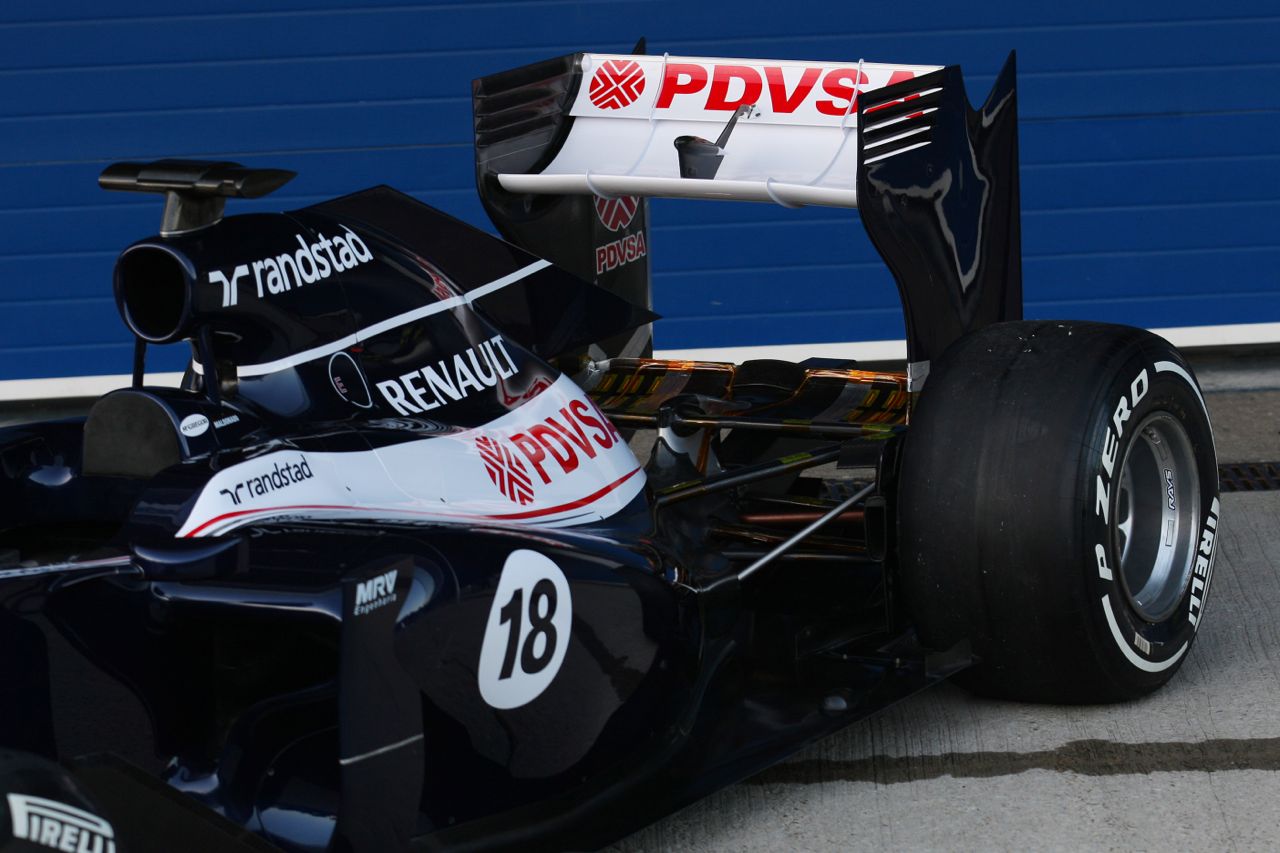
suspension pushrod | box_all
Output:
[654,445,841,507]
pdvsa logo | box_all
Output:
[596,231,647,275]
[655,63,918,115]
[579,58,928,126]
[594,195,639,232]
[589,59,646,109]
[475,398,622,506]
[476,435,535,506]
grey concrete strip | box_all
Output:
[1206,390,1280,462]
[618,769,1280,852]
[1200,366,1280,393]
[1190,348,1280,394]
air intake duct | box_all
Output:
[114,243,199,344]
[108,212,366,376]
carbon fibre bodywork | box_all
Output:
[0,45,1017,853]
[0,355,939,852]
[0,194,940,851]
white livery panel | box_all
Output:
[176,375,645,537]
[498,53,941,209]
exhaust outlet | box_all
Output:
[113,244,195,344]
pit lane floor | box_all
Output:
[615,349,1280,852]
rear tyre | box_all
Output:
[897,321,1220,702]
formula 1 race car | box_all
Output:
[0,47,1219,852]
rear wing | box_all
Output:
[474,50,1021,380]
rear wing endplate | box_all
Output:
[475,50,1022,380]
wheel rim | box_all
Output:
[1112,412,1201,623]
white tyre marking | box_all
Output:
[1097,360,1219,669]
[1154,360,1215,456]
[1101,593,1188,673]
[478,550,572,709]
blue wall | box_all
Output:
[1,1,1277,380]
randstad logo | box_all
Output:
[218,454,314,507]
[207,225,373,308]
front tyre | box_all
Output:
[897,321,1220,703]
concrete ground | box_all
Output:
[614,352,1280,851]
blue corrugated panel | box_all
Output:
[1,1,1277,380]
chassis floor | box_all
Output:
[613,368,1280,851]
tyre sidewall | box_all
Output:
[1075,344,1220,697]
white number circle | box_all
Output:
[478,550,572,709]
